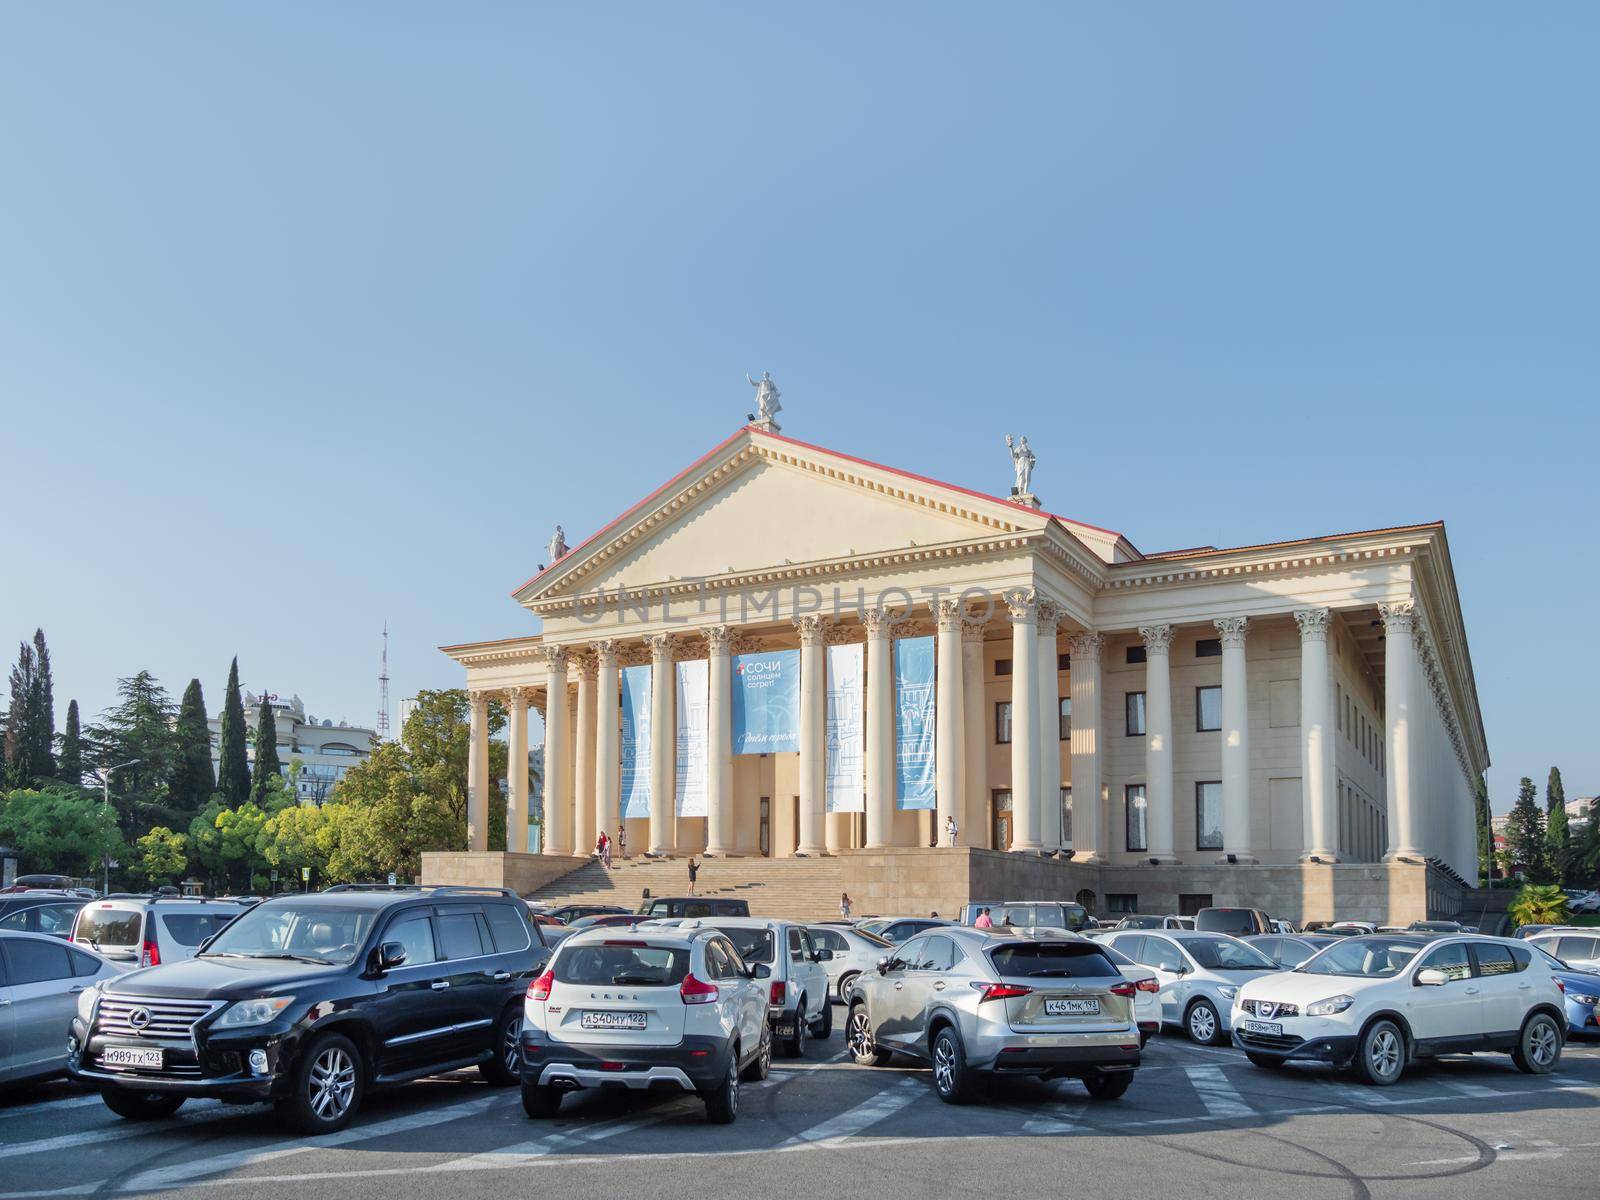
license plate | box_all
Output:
[1044,998,1101,1016]
[102,1045,164,1069]
[773,1022,796,1037]
[1242,1019,1283,1037]
[579,1010,647,1031]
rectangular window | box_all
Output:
[1057,652,1071,672]
[1178,893,1213,917]
[1107,893,1139,915]
[994,658,1012,677]
[1125,784,1148,852]
[1059,696,1072,741]
[995,700,1013,744]
[1195,638,1222,658]
[1196,685,1223,732]
[1195,781,1223,850]
[1126,645,1146,665]
[1061,786,1072,851]
[1125,691,1146,736]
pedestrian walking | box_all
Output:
[840,892,852,919]
[616,824,627,860]
[687,857,699,896]
[974,907,993,929]
[599,830,612,869]
[945,815,959,846]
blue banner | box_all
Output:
[619,664,651,819]
[732,649,800,754]
[894,635,936,810]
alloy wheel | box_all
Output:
[309,1046,356,1121]
[727,1058,739,1117]
[849,1010,873,1059]
[933,1036,956,1095]
[502,1014,523,1075]
[1369,1028,1401,1078]
[1529,1018,1559,1067]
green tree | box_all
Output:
[1508,882,1570,928]
[88,671,178,838]
[186,798,228,890]
[217,658,250,807]
[3,631,56,786]
[57,699,84,786]
[0,786,123,878]
[1473,776,1492,885]
[263,801,341,889]
[1545,766,1569,879]
[1575,814,1600,883]
[250,697,281,806]
[1505,776,1549,882]
[169,679,215,817]
[134,826,188,885]
[215,802,272,890]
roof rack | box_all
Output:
[321,883,518,898]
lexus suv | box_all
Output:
[1233,933,1568,1084]
[68,886,550,1132]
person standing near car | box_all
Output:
[974,907,993,928]
[840,892,852,918]
[687,857,699,896]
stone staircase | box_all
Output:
[526,856,846,922]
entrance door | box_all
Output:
[991,789,1012,851]
[759,797,771,857]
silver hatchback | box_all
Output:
[845,927,1140,1103]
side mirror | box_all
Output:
[1416,968,1449,987]
[748,963,772,980]
[813,949,833,963]
[876,955,893,975]
[374,941,408,973]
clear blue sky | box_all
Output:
[2,4,1594,812]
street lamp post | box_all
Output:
[101,759,141,895]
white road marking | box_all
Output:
[777,1076,922,1148]
[0,1103,241,1161]
[0,1094,106,1121]
[1436,1078,1501,1099]
[1185,1066,1253,1119]
[1020,1114,1079,1135]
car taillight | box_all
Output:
[1110,981,1136,998]
[1134,976,1160,993]
[1555,978,1565,994]
[974,982,1032,1003]
[769,980,786,1006]
[680,973,719,1005]
[140,940,160,968]
[529,969,554,1002]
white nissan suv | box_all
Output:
[520,924,771,1122]
[1233,933,1568,1085]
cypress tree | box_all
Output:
[1545,766,1569,875]
[3,640,34,784]
[30,630,55,779]
[1506,776,1549,883]
[58,699,84,785]
[250,696,281,805]
[217,658,250,807]
[3,636,54,786]
[169,679,215,815]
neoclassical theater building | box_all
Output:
[435,416,1487,921]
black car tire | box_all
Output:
[702,1047,740,1124]
[276,1032,365,1134]
[848,1003,892,1067]
[521,1080,563,1118]
[1350,1018,1406,1086]
[1083,1071,1134,1100]
[783,1001,807,1058]
[741,1025,772,1082]
[1245,1052,1286,1070]
[837,972,860,1004]
[101,1089,187,1121]
[811,994,833,1039]
[1511,1012,1562,1075]
[1185,998,1225,1045]
[1139,1030,1151,1050]
[930,1027,976,1105]
[480,1005,523,1087]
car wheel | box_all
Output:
[703,1047,740,1124]
[275,1032,364,1134]
[1186,998,1224,1046]
[811,994,833,1039]
[1139,1030,1151,1050]
[1351,1019,1405,1086]
[101,1089,186,1121]
[1245,1052,1286,1070]
[930,1027,976,1104]
[741,1024,772,1082]
[837,971,860,1004]
[848,1003,892,1067]
[521,1080,563,1118]
[1082,1071,1133,1100]
[1512,1012,1562,1075]
[784,1001,807,1058]
[479,1005,523,1086]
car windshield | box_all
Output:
[1299,936,1422,978]
[710,926,774,963]
[1179,938,1277,971]
[1117,916,1162,929]
[201,903,376,965]
[556,942,689,986]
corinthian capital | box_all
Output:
[1067,630,1104,660]
[1213,616,1249,648]
[1378,602,1415,636]
[1004,588,1037,623]
[1138,624,1173,655]
[591,639,619,668]
[1036,599,1063,632]
[539,644,569,674]
[935,598,964,632]
[467,688,490,712]
[862,607,892,636]
[1293,608,1331,642]
[645,632,676,662]
[705,625,734,654]
[792,614,828,646]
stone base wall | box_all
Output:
[421,852,590,895]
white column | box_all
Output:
[864,608,895,848]
[795,615,828,856]
[568,679,592,858]
[1037,601,1064,852]
[646,634,676,856]
[539,647,569,856]
[705,625,735,857]
[574,659,597,856]
[934,599,965,847]
[466,689,489,852]
[593,640,620,845]
[1295,609,1337,861]
[1380,602,1421,859]
[1140,624,1176,862]
[1214,617,1255,863]
[1007,591,1041,852]
[1067,631,1104,863]
[961,617,986,848]
[505,686,530,854]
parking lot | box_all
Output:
[6,1027,1600,1200]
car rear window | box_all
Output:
[76,907,143,947]
[160,912,238,947]
[711,926,775,963]
[989,942,1119,978]
[555,942,690,986]
[1194,910,1258,935]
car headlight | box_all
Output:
[1306,994,1354,1016]
[1217,985,1238,1000]
[214,997,294,1029]
[1569,992,1600,1006]
[76,983,101,1023]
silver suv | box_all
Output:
[692,918,832,1056]
[846,927,1140,1103]
[71,896,246,969]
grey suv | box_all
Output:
[846,927,1140,1103]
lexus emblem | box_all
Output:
[127,1008,152,1031]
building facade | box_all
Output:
[442,425,1487,890]
[208,694,377,804]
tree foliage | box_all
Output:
[4,630,56,786]
[1505,776,1549,882]
[1545,766,1569,876]
[217,658,250,808]
[0,786,122,878]
[251,697,281,806]
[134,826,188,885]
[1473,776,1492,885]
[169,679,215,817]
[1508,882,1571,928]
[58,699,84,786]
[87,671,178,838]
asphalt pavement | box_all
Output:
[4,1025,1600,1200]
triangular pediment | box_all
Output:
[517,428,1054,604]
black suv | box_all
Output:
[638,896,750,918]
[68,885,550,1133]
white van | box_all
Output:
[70,896,246,968]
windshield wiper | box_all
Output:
[1025,969,1076,977]
[239,952,334,965]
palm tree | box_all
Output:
[1508,882,1570,928]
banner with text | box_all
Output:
[619,664,651,819]
[825,642,865,812]
[894,635,936,810]
[732,649,800,754]
[675,658,709,817]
